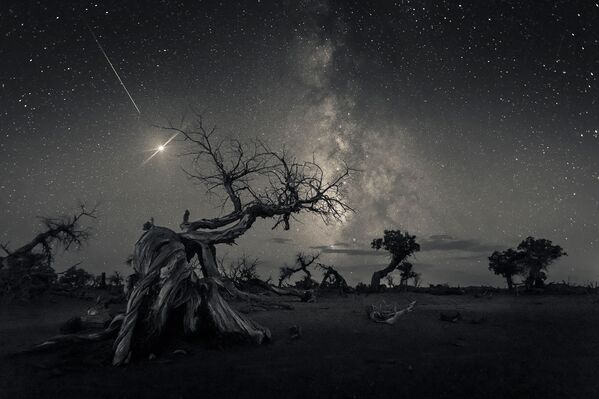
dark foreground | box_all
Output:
[2,291,599,398]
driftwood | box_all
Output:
[367,301,416,325]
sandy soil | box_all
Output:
[2,291,599,398]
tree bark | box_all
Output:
[199,279,271,343]
[198,242,220,278]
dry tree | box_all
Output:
[30,115,354,365]
[0,204,97,298]
[218,255,261,287]
[316,262,352,294]
[278,252,320,288]
[106,116,354,364]
[0,204,97,269]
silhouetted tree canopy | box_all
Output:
[517,237,567,289]
[397,261,419,287]
[370,230,420,289]
[488,248,522,291]
[58,265,94,289]
[489,236,567,290]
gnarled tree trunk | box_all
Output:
[370,257,401,289]
[112,226,271,365]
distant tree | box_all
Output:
[517,236,567,289]
[0,253,56,299]
[278,252,320,288]
[219,255,261,288]
[488,237,567,290]
[108,271,124,288]
[370,230,420,289]
[355,282,370,294]
[397,261,418,288]
[488,248,522,291]
[0,204,96,271]
[316,262,350,293]
[58,264,94,289]
[94,272,107,289]
[0,204,96,298]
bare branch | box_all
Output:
[278,252,320,287]
[157,114,353,247]
[7,203,98,265]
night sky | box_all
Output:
[1,1,598,287]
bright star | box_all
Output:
[142,132,179,165]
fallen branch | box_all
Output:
[367,300,416,325]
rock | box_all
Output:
[148,353,157,360]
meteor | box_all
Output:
[88,26,141,114]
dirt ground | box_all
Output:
[2,291,599,398]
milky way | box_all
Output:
[1,1,598,286]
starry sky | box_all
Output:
[1,0,598,287]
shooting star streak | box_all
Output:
[143,132,179,165]
[88,26,141,114]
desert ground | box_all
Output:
[2,291,599,398]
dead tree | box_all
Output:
[0,205,97,298]
[316,262,351,294]
[278,252,320,288]
[217,255,285,299]
[109,116,354,365]
[0,204,97,270]
[219,255,261,286]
